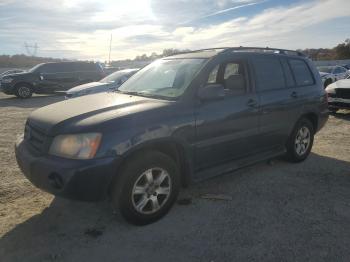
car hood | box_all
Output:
[66,82,109,94]
[28,92,171,135]
[326,79,350,92]
[4,71,31,78]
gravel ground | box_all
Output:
[0,92,349,262]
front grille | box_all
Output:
[335,88,350,99]
[24,123,48,154]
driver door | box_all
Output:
[194,57,260,174]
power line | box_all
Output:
[24,42,38,56]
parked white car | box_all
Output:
[318,66,350,88]
[325,75,350,112]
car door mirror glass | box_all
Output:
[197,84,225,101]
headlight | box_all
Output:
[2,77,13,83]
[49,133,102,159]
[326,87,335,94]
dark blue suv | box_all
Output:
[15,47,329,225]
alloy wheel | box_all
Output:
[131,167,172,215]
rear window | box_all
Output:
[280,59,295,88]
[289,59,314,86]
[39,63,65,73]
[253,56,285,91]
[75,62,99,71]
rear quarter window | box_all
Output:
[76,63,99,72]
[288,59,315,86]
[252,56,286,91]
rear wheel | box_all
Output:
[15,84,33,99]
[286,118,314,163]
[111,151,180,225]
[329,108,338,113]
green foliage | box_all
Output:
[334,39,350,59]
[300,39,350,60]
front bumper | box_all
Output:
[328,97,350,110]
[15,138,119,201]
[0,82,15,94]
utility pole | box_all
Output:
[108,34,112,65]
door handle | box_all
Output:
[247,99,258,108]
[290,91,298,98]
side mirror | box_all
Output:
[197,84,225,101]
[39,73,44,81]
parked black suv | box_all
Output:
[15,47,328,225]
[1,61,105,98]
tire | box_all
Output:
[15,84,33,99]
[286,118,314,163]
[324,78,332,88]
[111,151,180,225]
[329,108,338,113]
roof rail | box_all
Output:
[167,46,306,57]
[221,46,306,57]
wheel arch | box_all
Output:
[108,138,194,196]
[14,81,34,89]
[299,112,318,132]
[14,81,35,93]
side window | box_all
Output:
[207,64,219,84]
[280,59,295,88]
[334,67,346,74]
[61,63,76,72]
[253,56,285,91]
[39,64,56,73]
[289,59,314,86]
[206,61,246,95]
[224,63,239,79]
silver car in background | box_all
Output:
[318,65,350,88]
[65,68,139,99]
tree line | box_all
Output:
[0,40,349,69]
[298,39,350,60]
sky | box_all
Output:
[0,0,349,61]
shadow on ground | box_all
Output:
[1,153,350,261]
[0,94,64,108]
[330,110,350,121]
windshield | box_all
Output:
[28,63,44,73]
[100,70,135,84]
[118,58,206,99]
[317,66,334,73]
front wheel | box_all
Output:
[15,84,33,99]
[286,118,314,163]
[111,151,180,225]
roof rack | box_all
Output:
[169,46,306,57]
[222,46,306,57]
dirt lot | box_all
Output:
[0,92,349,262]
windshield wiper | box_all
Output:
[116,90,172,100]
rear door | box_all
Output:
[287,58,317,116]
[194,56,260,172]
[55,63,80,90]
[251,54,299,150]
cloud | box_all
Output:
[0,0,349,60]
